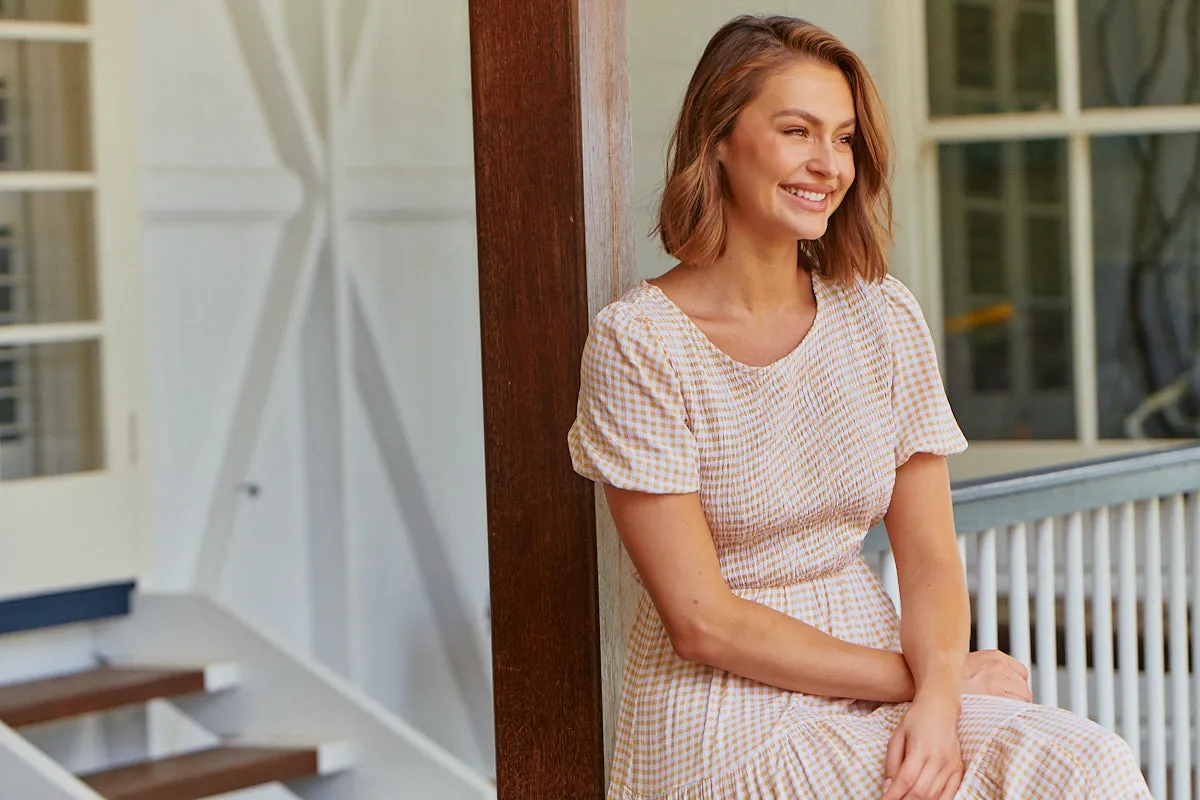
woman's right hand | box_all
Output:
[962,650,1032,702]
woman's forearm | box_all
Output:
[678,594,916,703]
[898,553,970,699]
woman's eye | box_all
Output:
[784,127,808,137]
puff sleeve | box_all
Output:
[568,303,700,494]
[884,276,969,467]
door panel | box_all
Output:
[0,2,147,601]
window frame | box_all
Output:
[885,0,1200,466]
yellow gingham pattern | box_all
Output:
[569,274,1150,799]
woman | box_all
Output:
[568,15,1150,800]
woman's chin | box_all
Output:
[790,220,830,241]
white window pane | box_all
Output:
[939,139,1076,439]
[1080,0,1200,109]
[0,40,91,172]
[0,339,102,480]
[0,0,85,23]
[1092,133,1200,439]
[927,0,1059,117]
[0,190,97,325]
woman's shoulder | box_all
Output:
[824,272,924,328]
[594,281,657,323]
[590,281,682,346]
[583,282,686,369]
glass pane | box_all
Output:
[940,139,1076,440]
[1022,139,1062,203]
[964,142,1003,198]
[0,339,103,480]
[1027,216,1067,297]
[1080,0,1200,108]
[970,323,1011,391]
[955,5,994,90]
[1030,307,1072,389]
[928,0,1059,116]
[0,0,85,22]
[1015,9,1057,96]
[0,40,91,171]
[967,211,1006,293]
[0,191,97,324]
[1092,133,1200,439]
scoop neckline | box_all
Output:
[641,271,825,372]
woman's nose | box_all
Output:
[807,142,838,179]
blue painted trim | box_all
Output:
[0,581,136,636]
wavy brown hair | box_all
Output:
[655,15,893,284]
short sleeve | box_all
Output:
[884,276,969,467]
[568,304,700,493]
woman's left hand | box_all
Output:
[880,692,963,800]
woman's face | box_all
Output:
[717,59,857,245]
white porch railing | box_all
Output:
[864,444,1200,800]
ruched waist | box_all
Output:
[717,530,870,591]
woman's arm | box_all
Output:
[877,453,970,800]
[605,483,915,703]
[883,453,970,700]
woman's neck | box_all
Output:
[690,229,810,317]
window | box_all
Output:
[0,9,101,480]
[909,0,1200,448]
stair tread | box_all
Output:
[80,746,320,800]
[0,667,209,727]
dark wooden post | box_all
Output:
[468,0,634,797]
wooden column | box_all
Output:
[468,0,634,797]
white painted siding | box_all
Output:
[132,0,490,776]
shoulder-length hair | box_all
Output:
[655,15,893,284]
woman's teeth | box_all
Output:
[783,187,827,201]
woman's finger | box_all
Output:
[904,759,944,800]
[881,754,925,800]
[884,726,906,785]
[925,763,957,800]
[936,767,964,800]
[1009,676,1032,702]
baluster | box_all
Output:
[1065,511,1087,716]
[1141,498,1166,798]
[882,549,900,614]
[1189,493,1200,783]
[977,528,998,651]
[1035,517,1057,707]
[1008,523,1031,671]
[1091,506,1115,732]
[1117,501,1140,764]
[1166,494,1190,799]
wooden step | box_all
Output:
[0,665,238,727]
[79,746,322,800]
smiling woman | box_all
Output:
[570,14,1150,800]
[656,19,891,285]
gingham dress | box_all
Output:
[569,273,1151,799]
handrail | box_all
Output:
[863,442,1200,552]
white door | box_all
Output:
[0,0,147,600]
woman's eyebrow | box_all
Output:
[771,108,857,130]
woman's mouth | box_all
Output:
[781,185,830,211]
